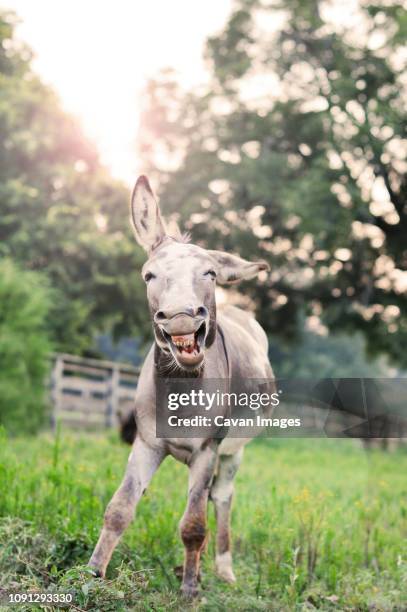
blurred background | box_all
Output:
[0,0,406,433]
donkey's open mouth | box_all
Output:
[163,321,206,368]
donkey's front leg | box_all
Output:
[89,436,165,578]
[179,442,218,598]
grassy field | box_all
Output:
[0,429,406,611]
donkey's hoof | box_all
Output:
[181,584,199,599]
[87,564,104,579]
[216,567,236,583]
[216,553,236,583]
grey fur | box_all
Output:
[89,176,274,597]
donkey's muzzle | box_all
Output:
[155,306,208,326]
[155,309,208,369]
[157,312,206,336]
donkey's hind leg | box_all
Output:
[210,448,243,583]
[89,436,165,578]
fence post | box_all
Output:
[107,365,120,427]
[50,355,64,430]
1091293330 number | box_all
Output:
[5,592,73,605]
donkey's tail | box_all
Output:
[120,410,137,445]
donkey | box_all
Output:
[89,176,274,597]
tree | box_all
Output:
[0,259,51,433]
[0,11,150,355]
[139,0,407,366]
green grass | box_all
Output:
[0,428,406,610]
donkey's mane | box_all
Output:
[153,232,191,252]
[177,232,191,244]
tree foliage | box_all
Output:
[0,259,51,432]
[139,0,407,366]
[0,11,149,355]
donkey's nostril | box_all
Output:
[197,306,208,318]
[155,310,166,322]
[184,306,195,317]
[155,306,208,322]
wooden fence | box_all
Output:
[50,353,140,429]
[49,355,406,444]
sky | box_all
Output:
[6,0,232,184]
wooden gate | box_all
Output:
[50,353,140,429]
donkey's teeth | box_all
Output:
[170,332,197,353]
[171,333,194,342]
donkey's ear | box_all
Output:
[208,250,270,284]
[130,175,166,252]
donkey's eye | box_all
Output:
[204,269,217,279]
[144,272,156,282]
